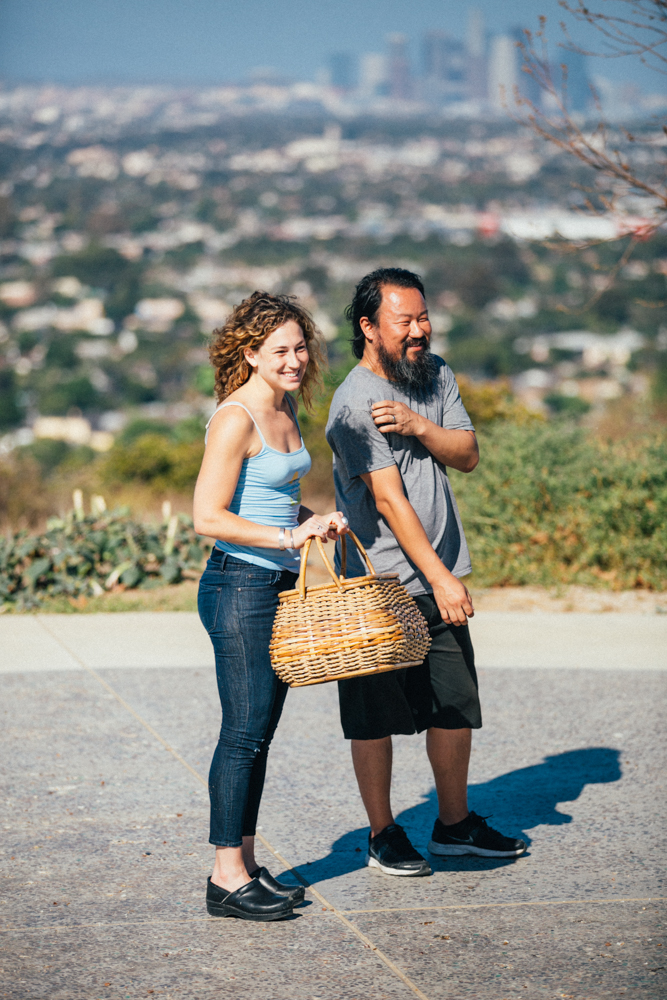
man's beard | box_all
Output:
[377,336,438,398]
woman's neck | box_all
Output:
[238,373,287,412]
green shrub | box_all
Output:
[101,433,205,491]
[544,393,591,418]
[118,418,172,444]
[0,499,206,609]
[0,369,22,430]
[298,390,337,499]
[456,375,540,426]
[653,357,667,406]
[39,376,101,415]
[23,438,72,474]
[454,422,667,590]
[196,365,215,395]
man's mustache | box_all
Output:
[402,337,429,357]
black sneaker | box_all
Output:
[428,812,527,858]
[366,823,432,877]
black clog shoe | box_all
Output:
[206,876,294,921]
[250,866,306,903]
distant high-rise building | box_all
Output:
[329,52,356,92]
[422,30,467,104]
[423,30,447,80]
[511,27,541,107]
[554,49,591,112]
[466,8,487,103]
[359,53,389,97]
[387,34,412,101]
[488,34,519,111]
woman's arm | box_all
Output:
[193,407,345,548]
[194,406,275,545]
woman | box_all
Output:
[194,290,347,922]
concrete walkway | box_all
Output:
[3,610,666,673]
[1,611,665,999]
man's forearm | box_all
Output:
[375,493,453,588]
[360,463,474,624]
[415,422,479,473]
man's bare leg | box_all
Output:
[425,727,471,826]
[351,736,394,837]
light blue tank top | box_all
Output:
[205,397,311,572]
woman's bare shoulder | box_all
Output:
[207,400,255,443]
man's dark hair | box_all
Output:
[345,267,425,360]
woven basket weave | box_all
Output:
[270,530,431,687]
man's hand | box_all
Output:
[371,400,479,474]
[432,574,475,626]
[372,400,425,437]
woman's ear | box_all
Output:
[244,346,258,369]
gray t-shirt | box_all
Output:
[325,359,474,595]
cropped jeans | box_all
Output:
[198,548,297,847]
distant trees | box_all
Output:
[52,246,142,321]
[0,370,22,430]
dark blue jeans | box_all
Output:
[198,549,297,847]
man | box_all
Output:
[325,267,526,877]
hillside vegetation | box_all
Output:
[454,422,666,590]
[2,379,665,609]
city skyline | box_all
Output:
[0,0,658,89]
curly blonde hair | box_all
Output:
[208,291,326,411]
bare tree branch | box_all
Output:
[554,235,640,313]
[513,16,667,228]
[509,8,666,310]
[558,0,667,73]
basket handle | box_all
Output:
[297,529,376,600]
[339,530,376,579]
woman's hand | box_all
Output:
[291,511,349,549]
[322,511,349,540]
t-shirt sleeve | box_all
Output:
[327,403,396,480]
[441,365,475,431]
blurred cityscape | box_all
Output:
[0,7,665,474]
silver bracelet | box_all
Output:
[278,527,286,550]
[289,528,294,549]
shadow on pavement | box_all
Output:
[295,747,621,884]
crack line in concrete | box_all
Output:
[0,919,213,934]
[35,616,432,1000]
[1,897,662,936]
[341,897,665,914]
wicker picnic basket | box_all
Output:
[269,530,431,687]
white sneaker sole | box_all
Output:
[427,840,526,858]
[366,854,432,876]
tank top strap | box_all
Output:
[205,401,267,447]
[284,394,303,442]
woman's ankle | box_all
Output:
[241,835,257,876]
[212,845,250,892]
[210,868,250,892]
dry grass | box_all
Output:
[8,579,665,616]
[1,581,202,614]
[469,584,667,615]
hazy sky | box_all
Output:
[0,0,659,87]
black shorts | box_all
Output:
[338,593,482,740]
